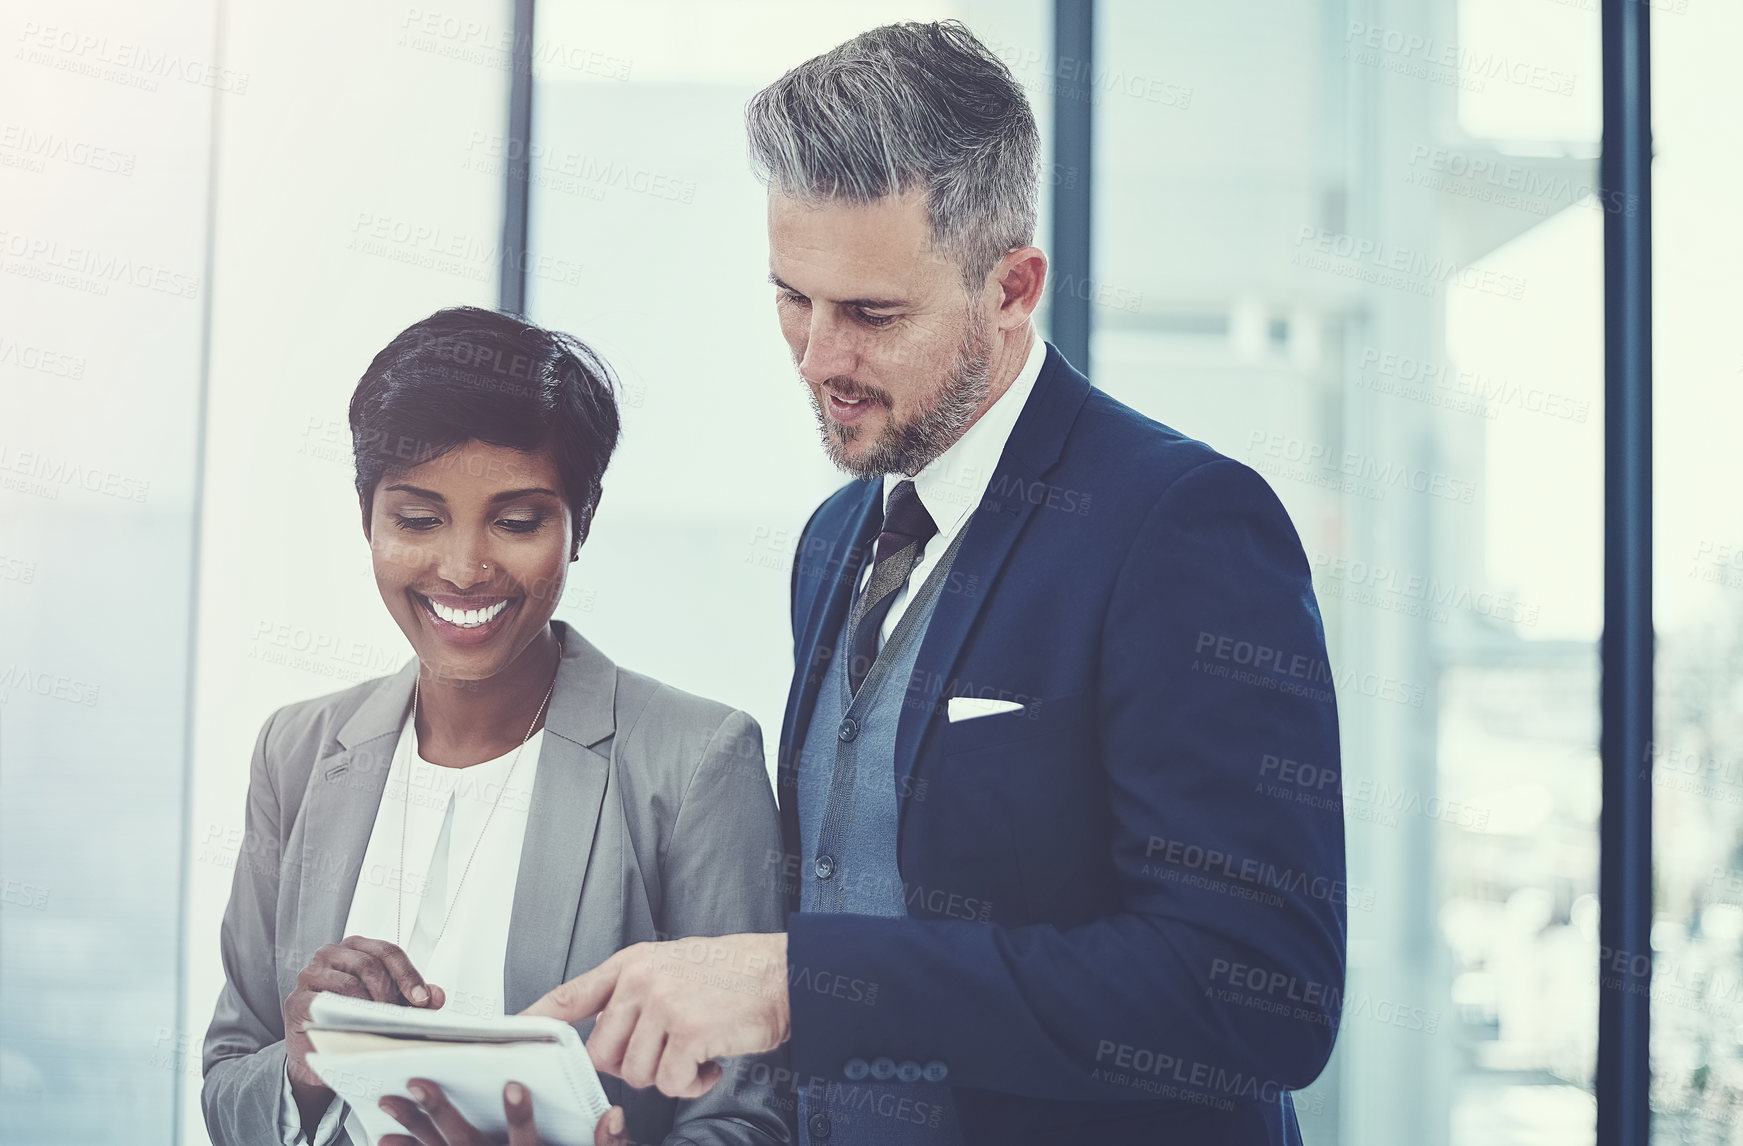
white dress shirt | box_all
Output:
[857,330,1046,646]
[278,716,545,1146]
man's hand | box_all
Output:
[282,936,445,1115]
[379,1080,628,1146]
[523,932,790,1099]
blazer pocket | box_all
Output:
[941,688,1095,756]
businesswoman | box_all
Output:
[201,307,790,1146]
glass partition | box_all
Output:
[1647,2,1743,1140]
[1095,2,1603,1142]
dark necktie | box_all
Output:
[845,479,938,696]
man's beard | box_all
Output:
[804,316,993,479]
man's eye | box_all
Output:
[780,291,810,308]
[857,310,896,328]
[392,514,441,532]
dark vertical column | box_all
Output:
[1597,1,1653,1143]
[1050,0,1093,376]
[499,0,536,316]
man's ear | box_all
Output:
[992,246,1048,331]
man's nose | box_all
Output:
[798,311,856,386]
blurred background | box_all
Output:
[1,1,1738,1143]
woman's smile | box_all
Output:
[412,591,523,646]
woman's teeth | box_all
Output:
[426,598,509,628]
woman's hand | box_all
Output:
[282,936,446,1099]
[379,1080,628,1146]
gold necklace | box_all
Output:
[396,641,562,953]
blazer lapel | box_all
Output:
[292,660,417,968]
[892,344,1094,809]
[781,480,883,772]
[503,622,616,1014]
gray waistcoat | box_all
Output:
[794,530,966,1146]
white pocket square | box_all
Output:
[947,696,1026,723]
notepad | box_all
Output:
[305,993,611,1146]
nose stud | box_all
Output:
[481,563,489,570]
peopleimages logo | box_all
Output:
[0,665,100,706]
[0,125,136,175]
[1292,226,1528,300]
[1142,834,1372,912]
[15,21,251,93]
[0,228,200,299]
[1092,1042,1291,1107]
[1194,629,1426,710]
[1309,551,1542,627]
[1357,348,1590,423]
[1343,21,1577,97]
[1247,430,1479,504]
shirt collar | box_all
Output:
[884,330,1047,536]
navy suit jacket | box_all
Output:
[776,342,1346,1146]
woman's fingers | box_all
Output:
[409,1079,486,1145]
[593,1105,628,1146]
[294,964,369,1000]
[503,1082,539,1146]
[318,945,399,1003]
[342,936,436,1006]
[378,1094,444,1145]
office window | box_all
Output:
[1648,3,1743,1140]
[0,2,216,1142]
[1094,2,1602,1142]
[523,0,1051,746]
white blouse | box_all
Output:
[279,715,546,1146]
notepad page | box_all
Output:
[308,1042,609,1146]
[307,992,572,1044]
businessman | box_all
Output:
[529,20,1346,1146]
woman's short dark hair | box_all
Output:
[349,306,621,555]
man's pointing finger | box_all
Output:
[521,960,619,1024]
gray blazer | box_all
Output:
[202,621,792,1145]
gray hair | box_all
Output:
[745,20,1040,292]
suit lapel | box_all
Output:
[503,622,616,1013]
[292,660,417,968]
[892,345,1093,808]
[781,480,882,772]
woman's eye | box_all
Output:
[498,516,546,534]
[392,514,441,531]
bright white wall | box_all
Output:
[2,0,214,1141]
[179,3,506,1140]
